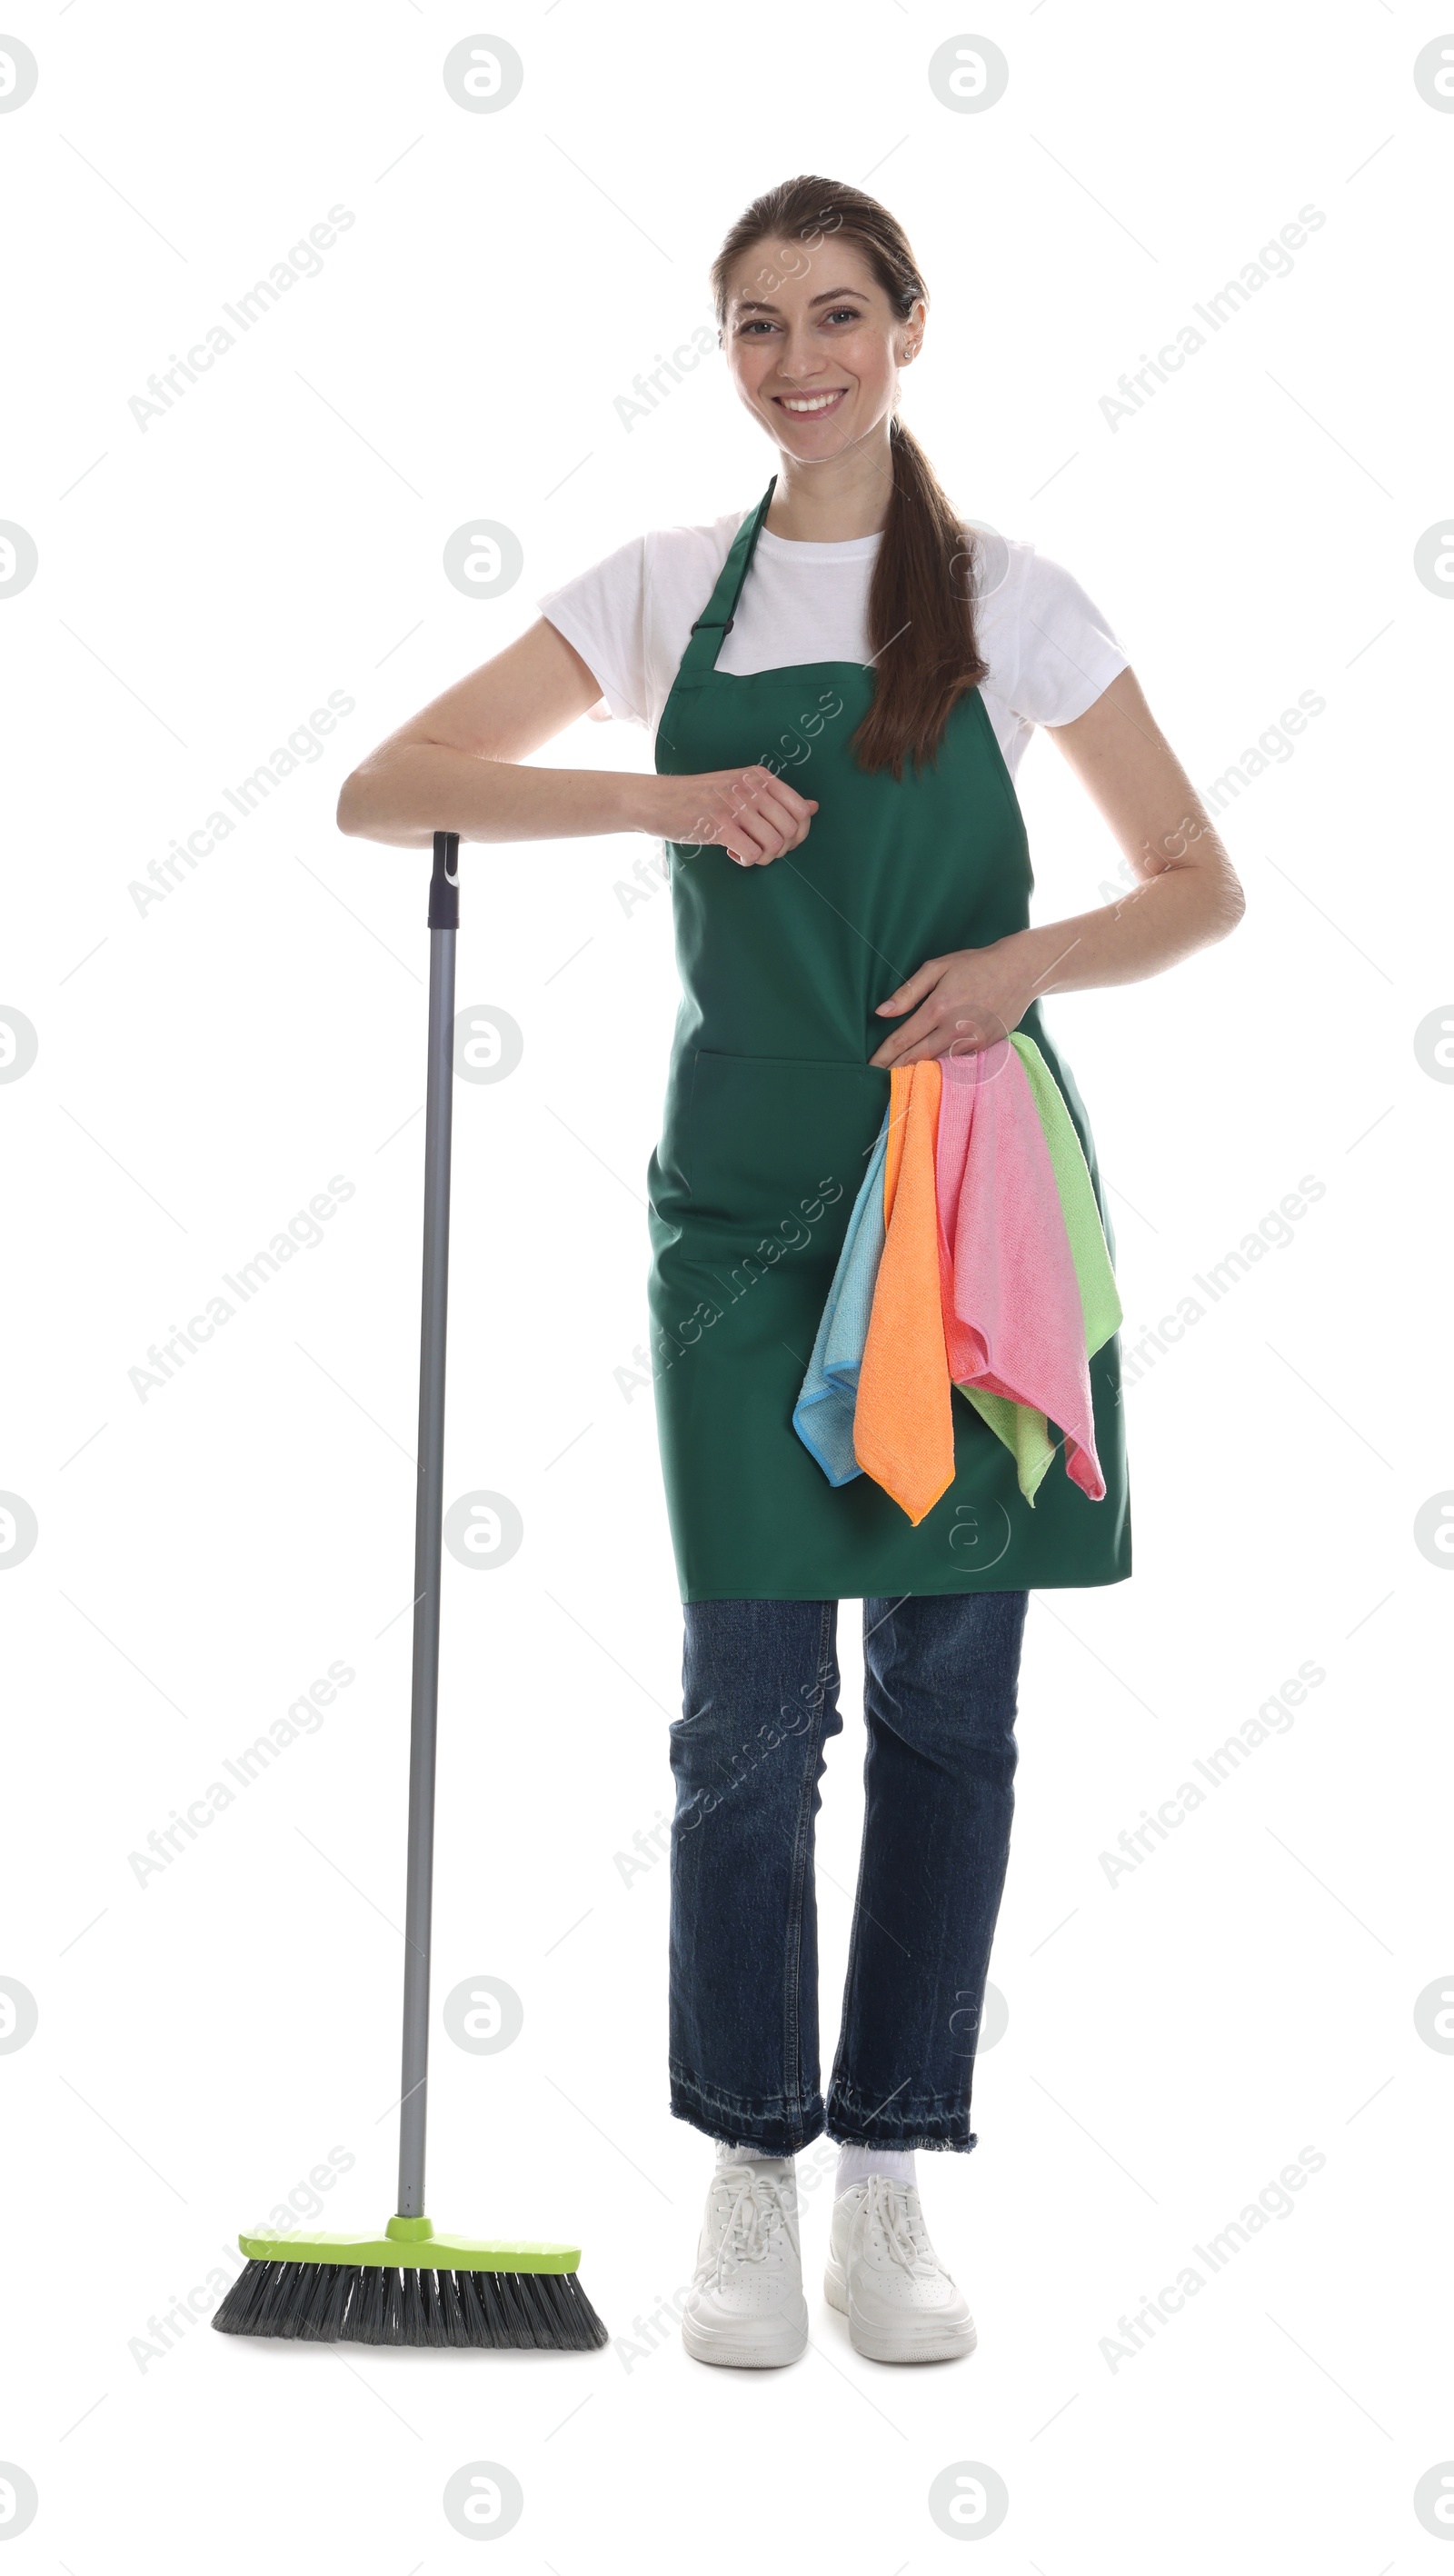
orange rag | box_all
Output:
[852,1058,954,1523]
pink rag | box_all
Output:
[935,1038,1107,1502]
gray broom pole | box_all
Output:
[396,829,460,2220]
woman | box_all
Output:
[338,174,1244,2374]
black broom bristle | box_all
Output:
[349,2261,388,2346]
[434,2266,468,2349]
[214,2260,608,2351]
[459,2266,504,2350]
[383,2265,413,2344]
[300,2258,354,2342]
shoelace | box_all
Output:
[705,2165,800,2290]
[863,2175,940,2276]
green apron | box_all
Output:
[646,476,1131,1602]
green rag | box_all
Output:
[955,1031,1123,1503]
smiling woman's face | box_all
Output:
[721,235,923,464]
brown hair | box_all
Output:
[710,174,986,783]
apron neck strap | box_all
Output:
[677,478,777,683]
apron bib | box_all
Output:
[646,477,1130,1602]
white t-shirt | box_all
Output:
[536,509,1129,777]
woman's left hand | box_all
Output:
[868,935,1038,1069]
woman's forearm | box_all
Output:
[1009,860,1244,1007]
[336,741,661,848]
[871,854,1244,1068]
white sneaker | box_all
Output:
[825,2174,977,2363]
[680,2157,808,2369]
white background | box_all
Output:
[3,1,1451,2567]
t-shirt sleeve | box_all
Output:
[1000,548,1129,729]
[536,533,649,728]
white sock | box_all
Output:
[835,2142,917,2196]
[716,2137,787,2166]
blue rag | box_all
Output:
[792,1108,891,1484]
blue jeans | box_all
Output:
[668,1590,1029,2157]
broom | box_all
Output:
[214,833,608,2352]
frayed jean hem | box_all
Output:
[669,2065,825,2158]
[825,2081,977,2152]
[827,2121,979,2153]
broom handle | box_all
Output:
[396,829,460,2218]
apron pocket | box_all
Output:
[685,1050,889,1233]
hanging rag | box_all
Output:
[936,1034,1108,1502]
[1009,1033,1122,1358]
[791,1033,1123,1513]
[851,1059,955,1525]
[933,1041,1055,1503]
[791,1105,891,1485]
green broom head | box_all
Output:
[212,2214,609,2351]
